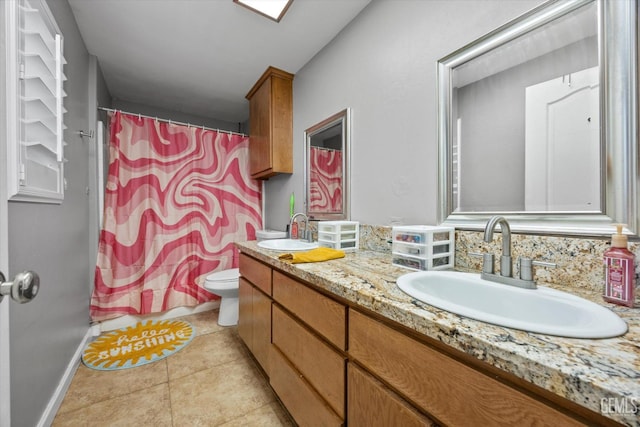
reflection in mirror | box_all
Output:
[438,0,638,235]
[304,109,351,220]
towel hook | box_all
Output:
[77,130,94,139]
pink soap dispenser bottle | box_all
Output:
[603,224,635,307]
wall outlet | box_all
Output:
[390,217,404,225]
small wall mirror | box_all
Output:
[304,108,351,220]
[438,0,638,236]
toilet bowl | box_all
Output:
[204,268,240,326]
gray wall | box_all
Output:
[264,0,544,230]
[111,99,243,133]
[8,0,92,425]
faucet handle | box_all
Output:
[518,257,556,281]
[469,252,495,274]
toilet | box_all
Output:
[204,230,287,326]
[204,268,240,326]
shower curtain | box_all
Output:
[309,147,342,213]
[91,112,262,321]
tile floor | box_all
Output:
[53,310,294,426]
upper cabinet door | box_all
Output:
[246,66,294,180]
[3,0,67,203]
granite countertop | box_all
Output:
[236,241,640,426]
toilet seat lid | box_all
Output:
[205,268,239,283]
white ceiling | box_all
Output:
[67,0,371,123]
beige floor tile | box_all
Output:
[218,401,294,427]
[55,312,291,427]
[56,360,169,414]
[167,329,247,380]
[53,383,172,427]
[169,358,275,426]
[180,310,228,336]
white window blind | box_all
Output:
[4,0,66,203]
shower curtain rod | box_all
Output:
[97,107,247,137]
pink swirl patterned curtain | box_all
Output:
[91,112,262,321]
[309,147,342,213]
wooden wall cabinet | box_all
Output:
[245,66,294,180]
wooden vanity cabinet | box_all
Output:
[245,66,294,180]
[238,254,272,374]
[237,252,609,427]
[349,309,586,426]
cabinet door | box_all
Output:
[237,278,253,349]
[248,79,272,177]
[252,287,272,374]
[348,363,436,427]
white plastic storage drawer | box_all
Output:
[318,221,359,252]
[392,226,454,271]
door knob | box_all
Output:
[0,271,40,303]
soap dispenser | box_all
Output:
[603,224,635,307]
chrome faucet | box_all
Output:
[289,212,309,241]
[475,216,556,290]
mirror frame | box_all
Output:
[437,0,638,236]
[304,108,351,221]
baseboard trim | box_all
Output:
[93,301,220,333]
[37,327,93,427]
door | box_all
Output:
[1,90,10,426]
[524,66,600,211]
[0,76,39,427]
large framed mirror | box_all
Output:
[304,108,351,220]
[438,0,638,236]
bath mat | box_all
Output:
[82,319,195,371]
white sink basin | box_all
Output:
[397,271,627,338]
[257,239,319,252]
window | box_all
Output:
[3,0,66,203]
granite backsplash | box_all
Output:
[352,223,640,304]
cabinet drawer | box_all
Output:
[349,310,583,427]
[252,286,272,375]
[239,253,272,295]
[348,363,436,427]
[272,271,346,350]
[270,346,343,427]
[272,305,345,418]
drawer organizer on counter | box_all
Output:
[317,221,359,252]
[392,225,454,270]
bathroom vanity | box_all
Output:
[236,241,638,426]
